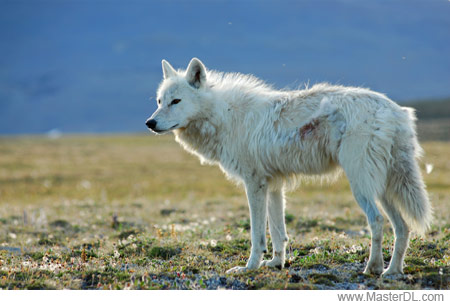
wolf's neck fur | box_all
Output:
[173,97,227,165]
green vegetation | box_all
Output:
[0,135,448,289]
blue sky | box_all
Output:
[0,0,449,133]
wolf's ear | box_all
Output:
[186,58,206,89]
[162,59,177,79]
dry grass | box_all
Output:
[0,134,448,289]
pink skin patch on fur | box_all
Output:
[300,119,319,139]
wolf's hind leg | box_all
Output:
[261,188,288,269]
[344,174,385,275]
[353,191,385,275]
[379,196,409,276]
[339,131,391,275]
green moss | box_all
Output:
[236,219,250,230]
[25,280,55,290]
[405,256,426,266]
[117,229,140,240]
[209,239,250,256]
[147,246,181,259]
[49,219,71,228]
[27,251,45,261]
[38,238,57,246]
[308,273,339,286]
[285,213,295,224]
[284,283,315,290]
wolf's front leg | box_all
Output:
[261,189,288,269]
[226,178,268,274]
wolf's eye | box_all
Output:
[170,99,181,105]
[157,99,161,105]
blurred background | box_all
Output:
[0,0,449,135]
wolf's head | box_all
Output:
[146,58,208,133]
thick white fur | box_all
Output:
[147,58,432,276]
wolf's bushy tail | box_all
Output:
[386,157,432,235]
[385,107,432,235]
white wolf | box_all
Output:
[146,58,432,276]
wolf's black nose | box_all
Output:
[146,119,157,129]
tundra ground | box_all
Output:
[0,135,448,289]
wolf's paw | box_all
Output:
[261,259,283,269]
[226,266,249,274]
[363,262,384,275]
[382,267,403,277]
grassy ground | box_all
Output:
[0,134,448,290]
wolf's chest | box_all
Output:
[174,122,222,164]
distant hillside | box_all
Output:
[405,98,450,120]
[404,99,450,141]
